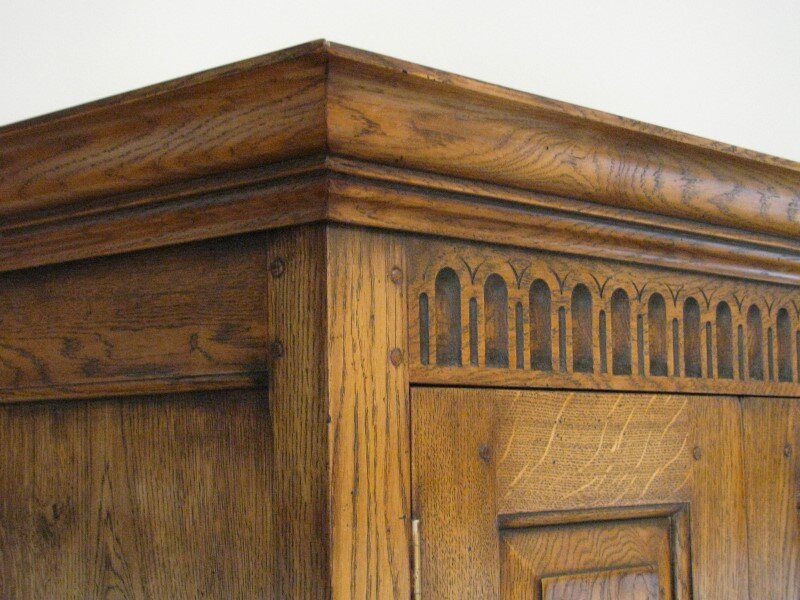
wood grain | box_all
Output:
[0,41,326,219]
[327,44,800,238]
[0,234,270,402]
[495,392,691,515]
[2,38,799,599]
[0,390,277,598]
[265,226,330,598]
[541,567,659,600]
[502,521,670,600]
[326,173,800,287]
[326,226,411,599]
[689,395,750,599]
[412,386,500,598]
[7,39,798,245]
[412,387,758,599]
[2,42,800,289]
[740,397,800,599]
[0,170,327,274]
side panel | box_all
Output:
[0,234,271,402]
[0,390,276,598]
[0,227,333,598]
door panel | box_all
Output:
[740,397,800,598]
[495,392,691,514]
[412,388,767,599]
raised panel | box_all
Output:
[502,518,674,600]
[541,567,659,600]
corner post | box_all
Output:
[326,225,412,599]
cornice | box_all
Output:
[1,40,799,282]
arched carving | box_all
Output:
[572,284,593,373]
[648,293,668,376]
[515,302,525,369]
[683,298,702,378]
[419,293,430,365]
[410,239,800,394]
[777,308,792,382]
[468,297,479,366]
[598,310,608,374]
[484,274,509,367]
[558,307,568,373]
[435,267,461,366]
[738,325,746,380]
[529,279,552,371]
[673,318,681,377]
[747,304,764,380]
[716,302,733,379]
[611,288,631,375]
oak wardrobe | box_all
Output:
[1,41,799,598]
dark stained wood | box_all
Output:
[434,267,462,366]
[0,234,270,403]
[0,404,35,597]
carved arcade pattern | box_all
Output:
[408,239,800,395]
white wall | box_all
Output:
[2,0,798,161]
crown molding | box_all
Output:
[1,40,799,281]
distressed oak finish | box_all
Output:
[2,43,800,286]
[1,41,799,598]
